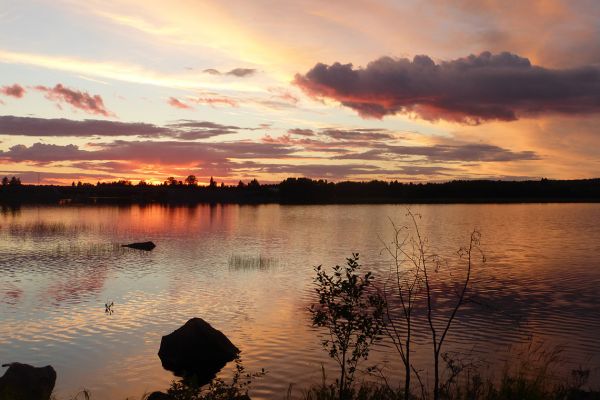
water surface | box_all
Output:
[1,204,599,398]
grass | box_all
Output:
[3,221,90,237]
[47,359,599,400]
[227,254,277,270]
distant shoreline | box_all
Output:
[2,177,600,205]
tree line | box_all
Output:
[1,176,600,204]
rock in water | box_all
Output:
[0,363,56,400]
[146,392,171,400]
[122,241,156,251]
[158,318,240,382]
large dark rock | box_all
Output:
[122,241,156,251]
[146,392,170,400]
[158,318,239,383]
[0,363,56,400]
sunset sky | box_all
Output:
[1,0,599,184]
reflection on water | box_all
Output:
[1,204,599,398]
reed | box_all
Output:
[227,254,277,270]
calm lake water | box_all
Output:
[1,203,599,398]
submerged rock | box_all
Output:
[158,318,239,383]
[122,241,156,251]
[0,363,56,400]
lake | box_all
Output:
[1,203,599,398]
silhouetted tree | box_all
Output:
[395,212,484,400]
[209,176,217,189]
[380,215,425,399]
[9,176,21,186]
[310,254,385,400]
[165,177,178,186]
[1,176,8,186]
[185,175,198,186]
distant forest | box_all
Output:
[1,176,600,205]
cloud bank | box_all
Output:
[0,115,241,139]
[295,51,600,124]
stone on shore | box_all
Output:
[0,363,56,400]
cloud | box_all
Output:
[0,169,118,184]
[288,128,315,136]
[202,68,257,77]
[165,120,240,139]
[321,128,394,141]
[334,143,539,162]
[226,68,256,77]
[268,88,299,104]
[295,51,600,124]
[0,84,26,98]
[191,96,238,107]
[2,143,91,163]
[0,115,241,139]
[0,140,299,165]
[35,84,113,116]
[0,115,168,137]
[167,97,193,109]
[202,68,221,75]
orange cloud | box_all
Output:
[167,97,193,109]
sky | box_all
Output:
[1,0,599,185]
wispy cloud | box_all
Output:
[203,68,257,77]
[167,97,192,109]
[35,84,113,116]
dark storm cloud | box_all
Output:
[0,115,241,139]
[294,51,600,124]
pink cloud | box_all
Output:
[168,97,193,109]
[192,96,238,107]
[35,84,113,116]
[0,84,26,98]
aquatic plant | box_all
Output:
[227,254,277,270]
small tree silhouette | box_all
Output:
[310,253,385,400]
[185,175,198,186]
